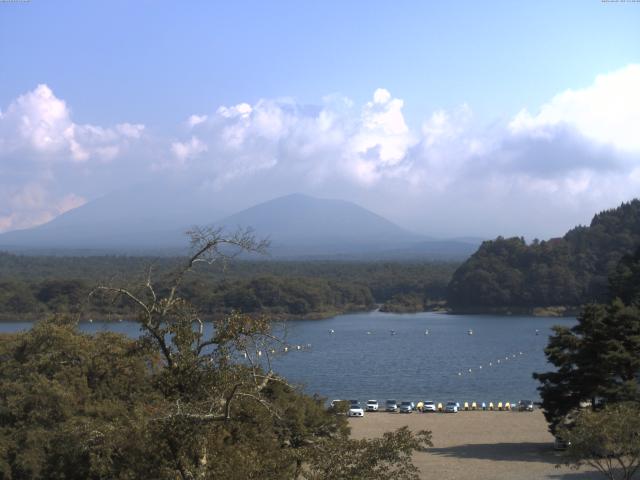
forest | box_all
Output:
[0,229,433,479]
[447,200,640,312]
[0,253,457,320]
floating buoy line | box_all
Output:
[237,326,541,371]
[455,351,526,377]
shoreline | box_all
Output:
[0,305,579,323]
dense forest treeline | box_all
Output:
[0,230,433,479]
[0,254,457,320]
[447,200,640,311]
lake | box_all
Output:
[0,311,574,404]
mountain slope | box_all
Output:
[217,193,422,252]
[447,199,640,310]
[0,181,226,252]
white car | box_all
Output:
[422,400,436,412]
[366,399,379,412]
[348,402,365,417]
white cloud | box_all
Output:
[509,64,640,153]
[217,102,252,119]
[352,88,414,166]
[187,114,208,127]
[180,89,416,187]
[0,84,145,163]
[171,136,208,163]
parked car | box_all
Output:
[348,402,365,417]
[399,401,414,413]
[422,400,436,412]
[518,400,534,411]
[444,401,459,413]
[385,399,398,412]
[366,399,379,412]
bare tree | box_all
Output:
[88,228,287,478]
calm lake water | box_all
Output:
[0,311,575,404]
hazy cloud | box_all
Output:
[1,65,639,238]
[0,183,86,233]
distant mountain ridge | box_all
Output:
[0,181,227,252]
[447,199,640,311]
[0,190,479,260]
[218,193,421,251]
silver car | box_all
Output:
[399,401,414,413]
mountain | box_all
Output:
[217,193,420,254]
[447,199,640,311]
[0,190,478,259]
[0,181,227,253]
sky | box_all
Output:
[1,0,639,239]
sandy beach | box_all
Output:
[349,410,601,480]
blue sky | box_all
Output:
[1,0,639,237]
[3,1,638,127]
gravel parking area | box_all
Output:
[348,410,601,480]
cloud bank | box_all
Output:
[1,65,639,238]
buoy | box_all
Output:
[367,331,371,335]
[497,360,501,364]
[424,329,429,335]
[468,368,472,373]
[329,329,335,334]
[479,365,482,369]
[489,362,492,366]
[458,372,462,376]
